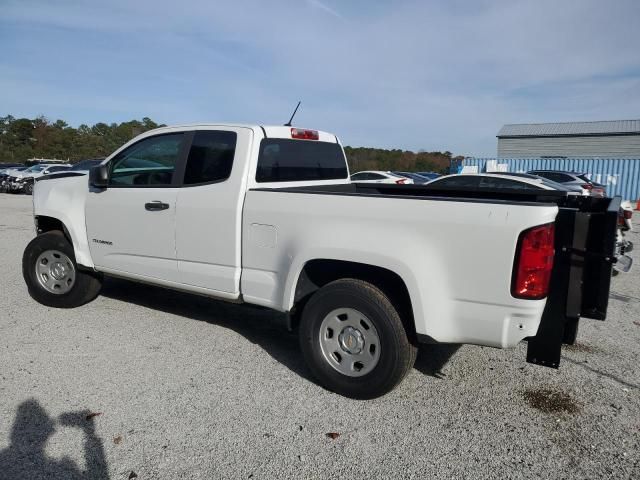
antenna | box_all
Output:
[284,101,301,127]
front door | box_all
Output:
[85,132,187,282]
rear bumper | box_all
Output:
[416,299,546,349]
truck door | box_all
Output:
[85,132,187,282]
[174,128,253,298]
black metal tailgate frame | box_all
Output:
[526,196,621,368]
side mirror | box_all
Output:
[89,164,109,188]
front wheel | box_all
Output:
[24,182,33,195]
[22,231,103,308]
[299,278,417,399]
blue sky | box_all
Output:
[1,0,639,156]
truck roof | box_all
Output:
[143,124,339,143]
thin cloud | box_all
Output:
[305,0,345,21]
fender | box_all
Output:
[32,175,94,269]
[281,245,452,338]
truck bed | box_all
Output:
[251,182,621,368]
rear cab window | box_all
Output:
[256,139,348,183]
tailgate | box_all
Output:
[526,196,621,368]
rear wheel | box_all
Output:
[299,278,417,399]
[22,231,103,308]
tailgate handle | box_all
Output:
[145,201,170,211]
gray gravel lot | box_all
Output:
[0,193,638,479]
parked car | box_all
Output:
[17,164,73,194]
[527,170,606,196]
[350,170,414,184]
[486,172,585,193]
[23,123,621,399]
[39,159,105,183]
[391,171,432,184]
[3,165,47,193]
[424,173,581,192]
[614,200,634,274]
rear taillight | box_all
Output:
[623,210,632,220]
[581,184,593,190]
[395,178,407,184]
[512,223,555,300]
[291,128,319,140]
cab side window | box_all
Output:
[109,133,184,187]
[183,131,237,185]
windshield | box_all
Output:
[27,165,46,172]
[577,174,592,183]
[496,172,575,191]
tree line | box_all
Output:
[0,115,457,173]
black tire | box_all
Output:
[24,182,33,195]
[22,231,103,308]
[299,278,417,399]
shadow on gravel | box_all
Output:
[101,278,457,384]
[562,356,639,390]
[0,399,109,479]
[100,277,313,381]
[414,344,460,378]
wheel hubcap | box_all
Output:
[35,250,76,294]
[338,326,365,355]
[319,308,380,377]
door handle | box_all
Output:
[145,201,170,211]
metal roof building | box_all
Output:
[497,119,640,158]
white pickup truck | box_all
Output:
[23,124,620,398]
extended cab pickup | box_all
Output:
[23,124,620,398]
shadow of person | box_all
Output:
[0,399,109,480]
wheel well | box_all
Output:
[35,216,71,244]
[291,259,416,339]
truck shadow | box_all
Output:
[100,277,312,381]
[413,344,461,379]
[100,278,459,384]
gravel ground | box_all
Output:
[0,193,638,479]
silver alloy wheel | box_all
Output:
[35,250,76,295]
[318,308,381,377]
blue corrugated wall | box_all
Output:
[451,158,640,202]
